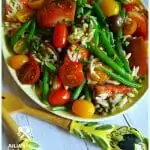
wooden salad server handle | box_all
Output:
[2,93,71,130]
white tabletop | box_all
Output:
[2,59,149,150]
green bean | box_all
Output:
[87,43,132,80]
[92,1,106,27]
[84,84,92,101]
[99,66,142,88]
[42,65,49,104]
[11,20,32,46]
[115,31,132,73]
[93,28,100,46]
[46,63,57,73]
[72,80,86,100]
[120,7,126,19]
[84,10,92,17]
[27,20,36,42]
[51,106,68,111]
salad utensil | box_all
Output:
[2,92,148,150]
[2,93,71,130]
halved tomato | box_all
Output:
[59,61,85,88]
[17,57,40,84]
[127,37,147,76]
[37,0,76,28]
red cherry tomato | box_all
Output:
[17,58,40,84]
[53,23,68,48]
[48,88,71,106]
[59,62,85,88]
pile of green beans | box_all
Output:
[92,2,124,67]
[87,43,141,88]
[11,19,36,47]
[99,66,142,88]
[87,43,132,81]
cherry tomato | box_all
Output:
[94,85,131,97]
[53,23,68,48]
[107,15,123,33]
[16,9,34,23]
[37,0,76,28]
[48,88,71,106]
[127,37,147,76]
[27,0,44,10]
[59,62,85,88]
[17,58,40,84]
[72,100,95,118]
[8,55,29,70]
[100,0,119,17]
[123,18,137,35]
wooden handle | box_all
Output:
[2,107,26,142]
[24,106,71,131]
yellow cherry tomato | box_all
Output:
[16,9,34,23]
[72,100,95,118]
[8,55,29,70]
[101,0,120,17]
[28,0,44,10]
